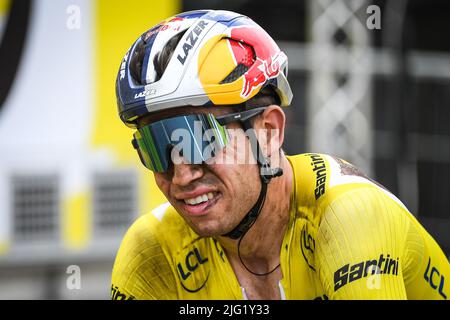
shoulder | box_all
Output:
[287,152,413,237]
[287,153,410,221]
[111,202,197,299]
[309,178,412,298]
[287,153,356,206]
[298,156,413,298]
[116,202,196,255]
[120,201,200,253]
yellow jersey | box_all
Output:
[111,153,450,300]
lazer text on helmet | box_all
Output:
[177,20,209,65]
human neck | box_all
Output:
[217,155,293,272]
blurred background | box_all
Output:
[0,0,448,299]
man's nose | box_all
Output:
[171,162,204,187]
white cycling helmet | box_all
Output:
[116,9,293,128]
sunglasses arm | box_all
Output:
[216,107,283,183]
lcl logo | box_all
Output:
[176,247,210,293]
[177,247,208,280]
[424,257,447,299]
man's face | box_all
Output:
[140,106,262,237]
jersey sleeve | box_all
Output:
[111,213,178,300]
[315,187,410,299]
[402,214,450,300]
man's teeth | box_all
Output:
[185,192,214,205]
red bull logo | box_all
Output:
[197,24,286,105]
[229,26,285,99]
[143,17,185,41]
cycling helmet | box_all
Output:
[116,9,292,128]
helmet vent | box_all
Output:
[129,40,147,85]
[220,39,255,84]
[220,63,249,84]
[153,30,187,83]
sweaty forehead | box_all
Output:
[137,105,238,127]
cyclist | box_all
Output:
[111,10,449,300]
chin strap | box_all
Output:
[223,118,283,240]
[223,175,268,239]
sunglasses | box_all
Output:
[132,107,266,172]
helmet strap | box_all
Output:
[223,118,283,239]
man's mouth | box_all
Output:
[183,192,215,205]
[181,192,221,216]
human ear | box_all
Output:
[255,105,286,158]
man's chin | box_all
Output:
[189,225,223,238]
[176,204,236,237]
[186,220,230,238]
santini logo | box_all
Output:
[307,154,327,200]
[334,254,399,292]
[111,284,135,300]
